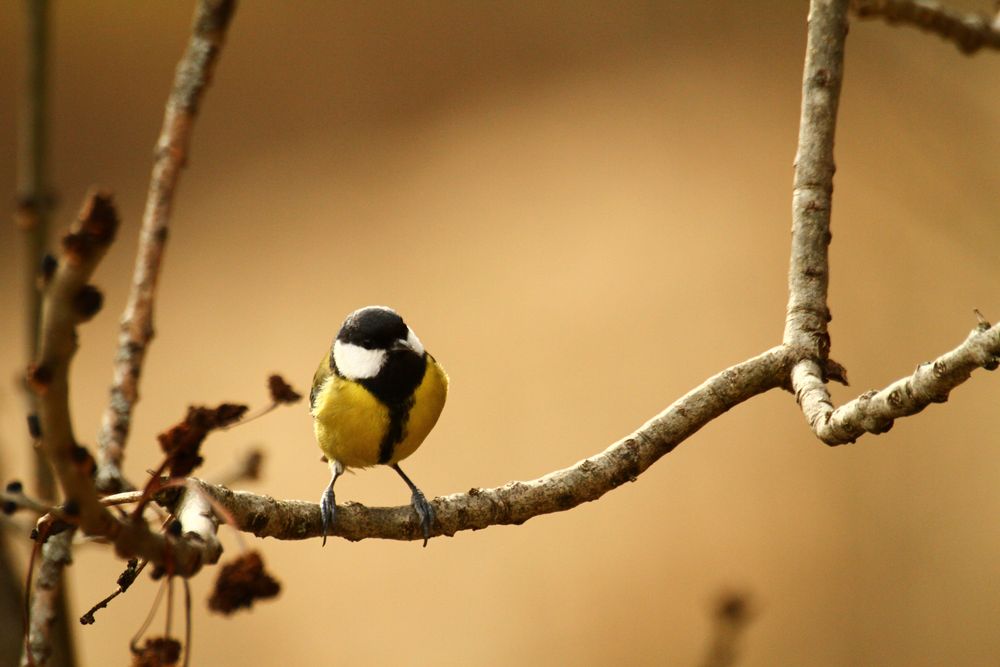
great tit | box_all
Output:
[310,306,448,546]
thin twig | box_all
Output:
[785,0,851,435]
[129,579,167,654]
[96,0,238,493]
[796,320,1000,444]
[852,0,1000,53]
[79,559,146,626]
[182,579,192,667]
[783,0,849,355]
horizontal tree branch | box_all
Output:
[193,347,795,543]
[851,0,1000,53]
[795,320,1000,444]
[183,317,1000,545]
[29,190,1000,555]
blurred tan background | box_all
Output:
[1,1,999,665]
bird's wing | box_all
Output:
[310,352,332,413]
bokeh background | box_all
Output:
[1,1,999,665]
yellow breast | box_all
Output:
[311,355,448,469]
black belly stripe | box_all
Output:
[378,396,414,464]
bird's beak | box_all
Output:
[391,339,414,353]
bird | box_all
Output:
[310,305,448,547]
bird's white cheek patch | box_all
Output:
[406,328,425,356]
[333,340,386,380]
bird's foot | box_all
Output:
[320,484,336,547]
[410,489,435,548]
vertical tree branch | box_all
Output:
[30,191,122,544]
[21,532,75,667]
[784,0,850,433]
[16,0,55,505]
[14,3,76,666]
[27,191,219,579]
[783,0,849,354]
[96,0,238,492]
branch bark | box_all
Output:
[785,0,852,440]
[96,0,237,493]
[21,532,74,667]
[852,0,1000,53]
[28,191,218,580]
[783,0,848,356]
[796,321,1000,444]
[194,348,793,543]
[169,316,999,544]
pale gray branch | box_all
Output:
[852,0,1000,53]
[189,347,794,543]
[785,0,852,439]
[796,321,1000,445]
[168,315,1000,545]
[783,0,849,355]
[96,0,237,493]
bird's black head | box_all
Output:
[330,306,427,404]
[337,306,409,350]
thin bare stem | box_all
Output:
[79,559,146,626]
[796,320,1000,444]
[129,579,167,654]
[97,0,238,493]
[784,0,852,437]
[783,0,849,355]
[182,579,192,667]
[852,0,1000,53]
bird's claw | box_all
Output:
[410,490,435,547]
[320,484,336,547]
